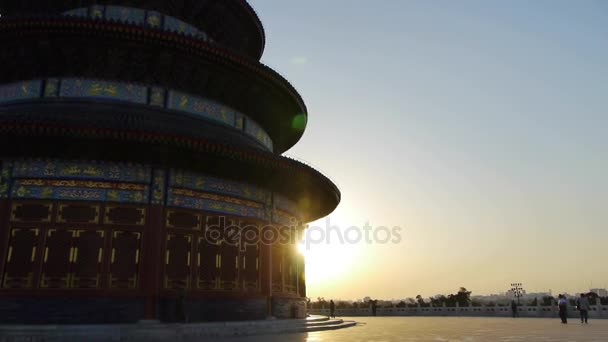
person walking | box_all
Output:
[577,293,590,324]
[557,294,568,324]
[329,300,336,319]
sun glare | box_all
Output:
[299,215,361,291]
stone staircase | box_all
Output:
[0,315,356,342]
[289,315,357,333]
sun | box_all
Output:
[298,217,361,290]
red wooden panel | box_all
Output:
[2,228,40,288]
[40,229,73,288]
[197,237,219,290]
[110,231,141,289]
[220,242,239,290]
[164,233,192,289]
[71,230,105,288]
[271,244,283,292]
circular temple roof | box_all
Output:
[0,17,305,153]
[0,0,266,60]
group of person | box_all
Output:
[511,293,591,324]
[328,293,594,322]
[557,293,590,324]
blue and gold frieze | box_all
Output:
[43,79,60,97]
[273,194,300,217]
[0,159,306,220]
[149,87,166,107]
[11,180,149,204]
[60,79,147,104]
[245,118,273,151]
[273,209,298,227]
[90,5,105,19]
[0,78,274,152]
[62,6,210,41]
[12,160,151,184]
[167,190,266,220]
[170,170,270,204]
[171,188,264,209]
[164,16,201,37]
[151,169,166,205]
[0,161,13,198]
[105,6,145,24]
[236,114,245,131]
[63,8,88,17]
[167,91,236,127]
[0,80,42,104]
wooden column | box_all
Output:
[0,199,10,281]
[142,205,164,320]
[260,241,272,316]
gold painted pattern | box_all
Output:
[19,179,146,191]
[172,188,263,208]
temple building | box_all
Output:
[0,0,340,323]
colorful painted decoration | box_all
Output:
[1,159,302,219]
[0,78,274,152]
[62,5,211,41]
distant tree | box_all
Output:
[587,292,598,305]
[528,298,538,306]
[444,287,471,307]
[430,295,447,307]
[541,296,555,306]
[396,301,407,308]
[406,298,416,307]
[314,297,327,309]
[415,295,426,306]
[336,301,350,309]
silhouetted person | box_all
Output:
[371,300,377,316]
[511,300,519,318]
[329,300,336,318]
[577,293,590,324]
[557,294,568,324]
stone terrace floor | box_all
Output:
[218,317,608,342]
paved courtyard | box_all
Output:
[219,317,608,342]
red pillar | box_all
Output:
[142,205,164,320]
[0,200,10,280]
[260,241,272,317]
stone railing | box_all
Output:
[309,303,608,319]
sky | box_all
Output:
[248,0,608,301]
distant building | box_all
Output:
[590,289,608,297]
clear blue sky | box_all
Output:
[249,0,608,300]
